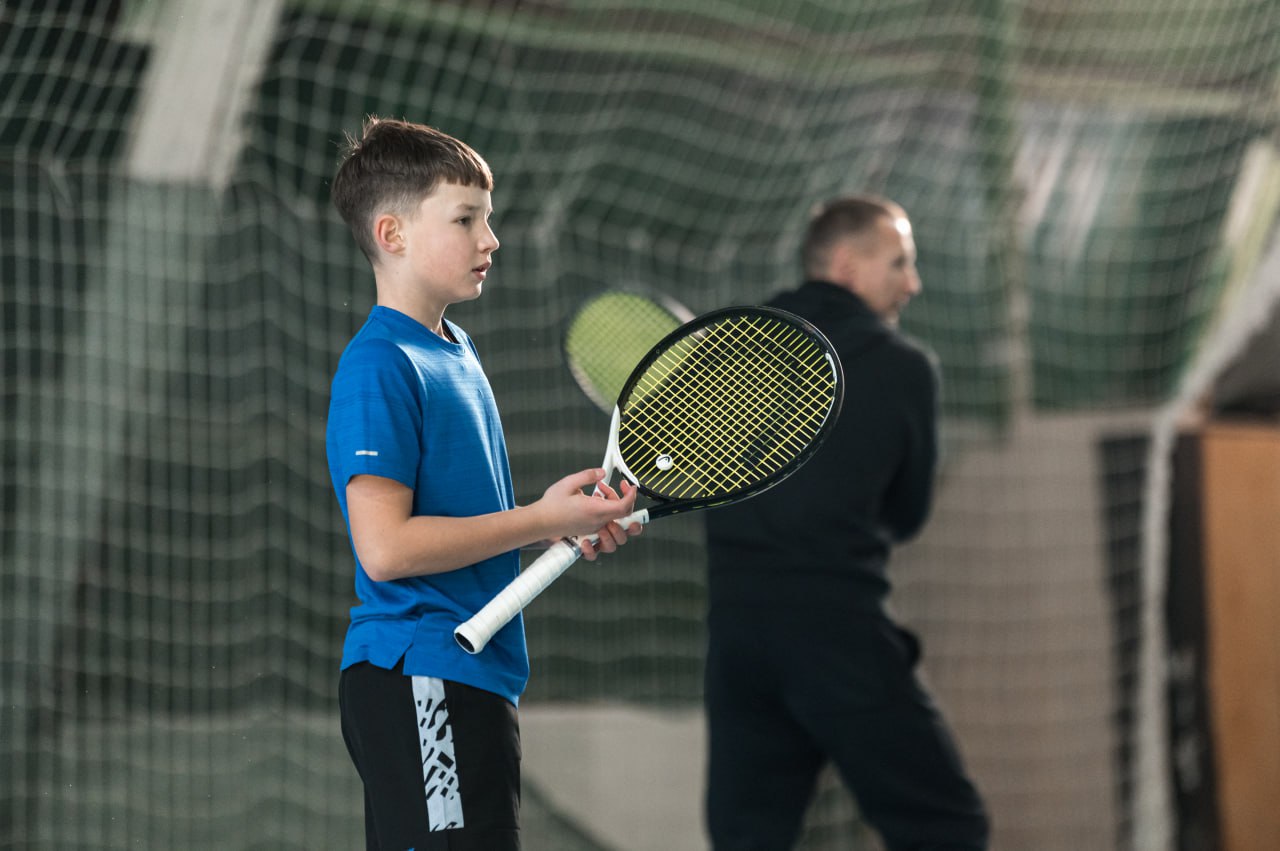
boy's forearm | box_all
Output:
[347,470,636,582]
[347,475,553,581]
[366,507,553,581]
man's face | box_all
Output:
[838,214,921,326]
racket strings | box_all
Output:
[663,327,814,475]
[689,324,831,480]
[618,313,837,500]
[630,360,819,495]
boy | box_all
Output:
[327,116,639,851]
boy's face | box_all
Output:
[396,181,499,307]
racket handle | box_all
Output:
[454,508,650,654]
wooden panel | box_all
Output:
[1199,421,1280,851]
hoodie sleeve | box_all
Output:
[878,343,940,542]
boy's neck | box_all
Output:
[373,275,449,339]
[376,297,451,340]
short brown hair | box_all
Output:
[801,195,901,279]
[330,116,494,262]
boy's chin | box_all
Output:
[451,284,483,302]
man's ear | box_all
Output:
[372,213,404,257]
[826,238,860,289]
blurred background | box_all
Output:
[2,1,1278,849]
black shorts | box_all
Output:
[339,660,521,851]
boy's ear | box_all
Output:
[372,213,405,256]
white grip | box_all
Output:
[454,508,649,654]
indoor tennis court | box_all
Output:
[3,2,1278,849]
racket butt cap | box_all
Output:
[454,624,484,654]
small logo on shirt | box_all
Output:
[355,450,379,457]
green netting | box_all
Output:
[3,1,1278,849]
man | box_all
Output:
[703,196,989,850]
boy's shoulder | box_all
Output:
[340,319,402,364]
[336,312,481,383]
[333,317,415,388]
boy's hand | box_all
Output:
[538,469,642,558]
[579,478,642,561]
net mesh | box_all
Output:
[2,1,1278,849]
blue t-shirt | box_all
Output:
[326,306,529,704]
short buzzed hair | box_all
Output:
[330,116,493,262]
[801,195,901,279]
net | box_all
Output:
[2,1,1278,849]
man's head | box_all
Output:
[802,195,921,326]
[331,116,494,264]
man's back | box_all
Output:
[704,279,938,612]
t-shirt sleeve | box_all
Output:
[327,338,422,492]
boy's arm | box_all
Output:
[347,468,639,582]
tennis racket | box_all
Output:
[455,306,844,654]
[563,289,694,413]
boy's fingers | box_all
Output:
[567,468,606,490]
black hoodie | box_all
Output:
[704,280,939,614]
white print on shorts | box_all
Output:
[412,676,464,831]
